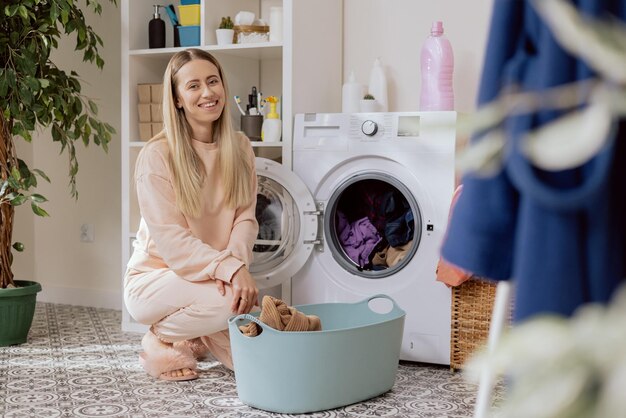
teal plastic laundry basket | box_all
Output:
[228,294,405,414]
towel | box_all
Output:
[436,185,474,287]
[239,296,322,337]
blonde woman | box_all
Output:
[124,49,259,381]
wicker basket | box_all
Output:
[450,277,499,371]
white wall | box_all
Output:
[11,0,493,309]
[343,0,494,113]
[11,2,122,309]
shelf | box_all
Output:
[251,142,284,148]
[129,43,283,60]
[131,141,283,148]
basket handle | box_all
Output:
[359,294,405,317]
[228,313,277,336]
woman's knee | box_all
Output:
[124,293,165,325]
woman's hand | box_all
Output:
[229,267,258,314]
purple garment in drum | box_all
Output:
[337,211,382,268]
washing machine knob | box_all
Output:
[361,120,378,136]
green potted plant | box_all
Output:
[360,93,378,112]
[216,16,235,45]
[0,0,117,346]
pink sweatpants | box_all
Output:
[124,268,234,368]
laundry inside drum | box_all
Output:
[333,178,419,274]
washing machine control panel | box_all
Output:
[361,120,378,136]
[350,114,394,140]
[294,112,457,150]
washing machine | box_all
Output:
[250,112,455,365]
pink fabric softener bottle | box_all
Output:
[419,21,454,111]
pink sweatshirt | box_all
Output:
[127,136,259,283]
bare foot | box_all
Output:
[160,367,198,381]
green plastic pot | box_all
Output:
[0,280,42,346]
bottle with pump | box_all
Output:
[420,21,454,111]
[342,70,363,113]
[261,96,281,142]
[368,58,388,112]
[149,5,166,49]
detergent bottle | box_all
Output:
[342,70,363,113]
[368,58,388,112]
[261,96,281,142]
[420,21,454,111]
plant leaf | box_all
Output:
[456,129,506,176]
[88,99,98,115]
[30,194,48,203]
[10,194,28,206]
[0,181,8,197]
[10,166,21,181]
[522,104,613,171]
[32,169,51,183]
[31,202,50,217]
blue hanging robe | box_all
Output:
[441,0,626,321]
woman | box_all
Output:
[124,49,259,381]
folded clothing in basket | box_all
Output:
[239,296,322,337]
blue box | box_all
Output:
[178,25,200,47]
[180,0,200,5]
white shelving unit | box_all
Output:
[121,0,342,332]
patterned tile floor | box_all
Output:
[1,303,503,417]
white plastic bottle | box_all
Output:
[261,96,281,142]
[342,70,363,113]
[368,58,388,112]
[420,21,454,111]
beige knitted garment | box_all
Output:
[239,296,322,337]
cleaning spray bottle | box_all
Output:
[261,96,281,142]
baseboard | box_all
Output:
[38,285,122,310]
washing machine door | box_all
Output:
[251,157,318,289]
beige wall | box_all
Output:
[11,0,492,309]
[343,0,494,113]
[11,2,122,308]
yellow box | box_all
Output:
[150,83,163,104]
[137,84,151,103]
[138,123,152,141]
[150,104,162,122]
[138,104,151,122]
[152,122,163,136]
[178,5,200,26]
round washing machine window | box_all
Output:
[251,175,301,274]
[324,173,422,279]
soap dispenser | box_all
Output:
[261,96,282,142]
[149,5,166,49]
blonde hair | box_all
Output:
[157,49,254,218]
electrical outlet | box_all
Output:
[80,224,95,243]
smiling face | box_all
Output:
[174,58,225,142]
